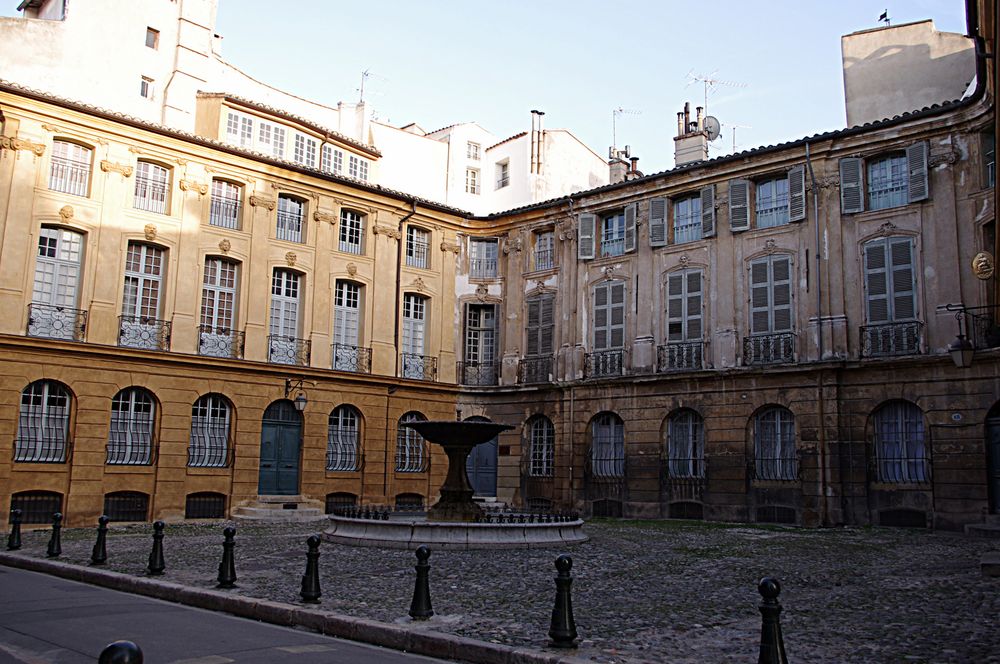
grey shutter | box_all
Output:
[788,165,806,222]
[666,272,684,342]
[623,203,637,253]
[539,295,554,356]
[906,141,929,203]
[593,282,609,349]
[609,282,626,348]
[749,259,771,334]
[686,270,703,339]
[864,239,890,323]
[889,238,916,320]
[649,197,667,247]
[526,297,540,356]
[578,213,596,260]
[729,179,750,231]
[771,256,792,332]
[700,185,716,237]
[840,157,864,213]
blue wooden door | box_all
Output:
[258,401,302,496]
[466,436,498,497]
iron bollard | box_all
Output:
[217,526,237,588]
[409,545,434,620]
[98,639,143,664]
[146,521,165,575]
[548,554,578,648]
[757,577,789,664]
[91,515,110,565]
[6,508,22,551]
[46,512,62,558]
[300,535,322,603]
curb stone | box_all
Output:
[0,552,588,664]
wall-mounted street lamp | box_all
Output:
[284,377,308,412]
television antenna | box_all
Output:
[357,69,387,104]
[611,107,641,153]
[727,123,753,153]
[685,70,748,115]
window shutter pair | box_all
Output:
[578,205,637,258]
[666,270,703,341]
[526,295,554,357]
[863,237,916,323]
[593,281,625,350]
[730,167,805,229]
[749,256,792,334]
[649,185,715,247]
[840,141,928,213]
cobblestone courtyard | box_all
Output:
[6,519,999,663]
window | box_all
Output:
[667,410,704,478]
[528,416,554,477]
[467,142,480,160]
[591,413,624,477]
[873,401,928,483]
[276,194,304,243]
[840,142,928,213]
[107,387,155,465]
[225,112,253,149]
[755,176,790,228]
[746,255,793,364]
[525,294,554,358]
[339,209,364,254]
[593,281,625,351]
[405,226,430,268]
[395,411,426,472]
[359,160,369,181]
[984,132,995,188]
[200,257,239,358]
[15,380,71,463]
[348,155,367,179]
[209,180,241,229]
[578,204,636,259]
[10,491,62,524]
[672,196,702,244]
[754,407,796,481]
[496,160,510,189]
[649,187,716,247]
[327,405,360,471]
[465,168,480,194]
[186,492,226,519]
[145,27,159,49]
[139,76,154,99]
[664,269,703,370]
[601,212,627,256]
[533,230,554,271]
[269,269,301,364]
[321,145,345,174]
[401,293,428,378]
[49,140,92,196]
[30,227,84,340]
[729,168,804,232]
[333,280,362,370]
[120,243,166,350]
[133,161,170,214]
[259,122,286,158]
[464,304,496,377]
[293,134,317,167]
[862,237,919,356]
[104,491,149,522]
[469,238,498,278]
[189,394,231,468]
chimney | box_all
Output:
[536,110,545,175]
[673,101,709,167]
[609,157,628,184]
[625,156,643,180]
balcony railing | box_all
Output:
[133,176,168,214]
[470,257,498,279]
[860,322,922,358]
[401,353,437,381]
[268,334,311,366]
[585,349,625,378]
[458,360,499,386]
[198,325,245,359]
[743,333,795,365]
[406,240,429,268]
[657,341,703,372]
[276,210,303,242]
[600,236,625,257]
[49,157,90,197]
[518,356,553,384]
[332,343,372,374]
[27,303,87,342]
[496,174,510,189]
[533,247,554,271]
[119,315,171,351]
[209,196,241,229]
[963,306,1000,349]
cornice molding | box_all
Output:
[0,136,45,156]
[100,160,133,177]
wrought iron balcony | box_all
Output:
[268,334,311,366]
[962,306,1000,349]
[743,333,795,365]
[119,315,171,351]
[657,341,703,372]
[401,353,437,381]
[198,325,245,359]
[457,360,499,386]
[332,343,372,374]
[209,196,241,229]
[860,321,922,358]
[27,303,87,342]
[585,349,625,378]
[518,356,553,384]
[470,257,498,279]
[13,436,71,464]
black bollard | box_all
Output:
[6,508,22,551]
[91,515,109,565]
[757,577,789,664]
[409,545,434,620]
[146,521,165,575]
[300,535,322,603]
[548,554,578,648]
[46,512,62,558]
[98,639,144,664]
[217,526,237,588]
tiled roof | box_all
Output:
[486,132,527,151]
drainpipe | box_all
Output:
[393,199,418,375]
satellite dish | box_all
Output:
[704,116,721,141]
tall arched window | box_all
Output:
[49,140,92,196]
[873,401,928,483]
[107,387,156,465]
[30,227,85,340]
[189,394,232,468]
[753,406,796,481]
[327,405,360,471]
[16,380,71,463]
[591,413,624,477]
[134,160,170,214]
[200,257,240,358]
[667,409,704,478]
[395,411,426,472]
[120,242,168,351]
[528,416,555,477]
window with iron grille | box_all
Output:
[276,195,305,243]
[32,227,84,338]
[339,209,365,254]
[325,492,357,513]
[601,212,626,257]
[395,411,426,472]
[469,238,498,278]
[528,416,554,477]
[867,153,908,211]
[49,140,92,196]
[464,304,496,368]
[591,413,624,477]
[395,493,424,510]
[406,226,430,268]
[873,401,928,483]
[122,242,164,325]
[209,180,242,229]
[189,394,231,468]
[667,410,704,478]
[533,230,554,271]
[16,380,71,463]
[10,491,62,524]
[327,405,360,471]
[755,176,790,228]
[754,407,796,481]
[200,257,239,357]
[133,161,170,214]
[185,492,226,519]
[401,294,427,377]
[107,387,155,465]
[103,491,149,521]
[673,195,702,244]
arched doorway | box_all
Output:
[465,416,498,497]
[258,400,303,495]
[987,404,1000,514]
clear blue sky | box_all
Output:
[4,1,970,173]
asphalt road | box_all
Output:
[0,566,452,663]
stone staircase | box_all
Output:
[232,495,327,523]
[965,514,1000,538]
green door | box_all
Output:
[258,400,303,496]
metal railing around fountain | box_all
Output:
[327,503,580,523]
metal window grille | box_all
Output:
[743,333,795,365]
[103,491,149,522]
[268,334,311,365]
[868,154,908,210]
[185,492,226,519]
[15,380,70,463]
[106,388,155,465]
[332,343,371,373]
[458,361,499,386]
[406,228,429,268]
[591,414,624,477]
[49,141,91,196]
[10,491,62,524]
[120,243,166,350]
[339,210,364,254]
[755,176,790,228]
[209,180,241,229]
[585,349,625,378]
[401,353,437,380]
[860,322,922,357]
[667,410,705,478]
[873,402,929,483]
[325,492,358,514]
[276,196,304,242]
[327,406,360,471]
[469,239,498,278]
[496,163,509,189]
[395,412,426,472]
[657,342,703,372]
[533,232,555,271]
[754,407,797,481]
[188,395,231,468]
[133,162,169,213]
[518,356,553,384]
[27,304,88,342]
[529,417,555,477]
[395,493,424,510]
[673,196,703,244]
[600,213,625,257]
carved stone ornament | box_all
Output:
[876,221,899,237]
[179,179,209,195]
[928,148,960,167]
[313,209,337,224]
[411,277,427,293]
[972,251,995,280]
[59,205,74,221]
[218,238,231,254]
[440,241,461,254]
[502,236,523,254]
[764,239,777,254]
[346,263,358,277]
[678,253,691,268]
[285,251,297,267]
[373,224,401,239]
[603,265,618,280]
[0,136,46,156]
[475,283,489,301]
[100,160,134,178]
[129,145,186,165]
[144,224,158,241]
[249,195,276,211]
[535,279,548,291]
[557,220,575,241]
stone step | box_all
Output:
[232,506,326,523]
[965,523,1000,539]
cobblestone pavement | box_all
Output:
[7,519,1000,664]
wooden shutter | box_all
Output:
[771,256,792,332]
[578,213,596,260]
[906,141,929,203]
[729,179,750,231]
[539,295,554,356]
[526,297,540,356]
[700,185,716,237]
[840,157,864,213]
[749,259,771,334]
[649,197,667,247]
[889,238,916,320]
[788,165,806,222]
[666,272,684,342]
[593,282,609,349]
[686,270,703,340]
[863,239,890,324]
[623,203,637,253]
[609,281,626,348]
[667,270,703,342]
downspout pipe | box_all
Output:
[393,199,418,375]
